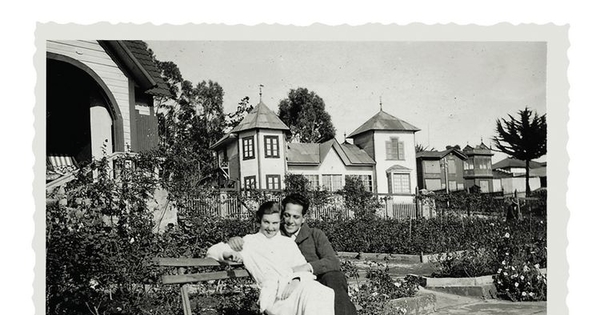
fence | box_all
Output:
[180,190,422,221]
[390,203,418,219]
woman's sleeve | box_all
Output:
[206,242,233,261]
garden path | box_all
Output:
[418,288,547,315]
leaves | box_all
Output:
[277,87,336,143]
[493,107,547,195]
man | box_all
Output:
[229,193,357,315]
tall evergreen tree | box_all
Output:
[277,88,336,143]
[493,107,547,196]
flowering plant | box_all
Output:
[493,261,546,301]
[344,260,419,315]
[492,229,547,301]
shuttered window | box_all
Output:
[386,138,405,160]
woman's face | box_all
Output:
[259,212,281,238]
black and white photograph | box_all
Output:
[29,21,572,315]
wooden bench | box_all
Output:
[153,257,251,315]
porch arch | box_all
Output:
[46,52,125,152]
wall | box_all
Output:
[372,131,417,195]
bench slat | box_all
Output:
[162,270,251,284]
[154,257,244,267]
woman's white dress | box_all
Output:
[207,232,335,315]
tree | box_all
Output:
[278,88,336,143]
[493,107,547,196]
[415,144,436,153]
[225,96,254,132]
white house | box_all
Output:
[210,101,420,210]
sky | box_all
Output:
[147,41,547,163]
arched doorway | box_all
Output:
[46,58,119,166]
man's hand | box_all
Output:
[227,237,244,252]
[280,279,300,300]
[223,251,243,263]
[292,263,312,273]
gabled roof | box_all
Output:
[100,40,171,97]
[287,138,375,166]
[340,142,376,165]
[231,101,290,133]
[463,142,494,156]
[348,110,420,138]
[492,158,543,170]
[287,143,320,165]
[416,148,467,160]
[122,41,171,97]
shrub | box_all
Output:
[344,260,420,315]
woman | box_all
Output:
[207,201,335,315]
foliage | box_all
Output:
[493,107,547,195]
[277,87,336,143]
[311,215,546,260]
[415,143,436,153]
[344,260,419,315]
[225,96,254,132]
[341,176,384,219]
[417,190,506,216]
[46,154,163,315]
[494,261,547,302]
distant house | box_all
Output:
[492,158,546,194]
[416,146,467,192]
[46,40,170,183]
[462,143,495,193]
[210,102,420,205]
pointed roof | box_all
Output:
[348,110,420,138]
[416,147,467,160]
[231,101,290,133]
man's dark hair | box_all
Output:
[281,193,310,215]
[256,201,281,222]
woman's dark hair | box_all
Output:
[281,193,310,215]
[256,201,281,222]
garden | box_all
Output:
[46,154,547,315]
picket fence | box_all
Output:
[180,192,420,220]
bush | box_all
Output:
[344,260,419,315]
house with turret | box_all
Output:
[210,99,421,213]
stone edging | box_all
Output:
[383,293,436,315]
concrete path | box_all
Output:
[418,288,547,315]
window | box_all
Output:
[357,175,373,192]
[322,174,343,191]
[243,176,256,189]
[448,180,457,191]
[463,159,474,170]
[344,175,373,192]
[304,175,320,190]
[423,160,440,173]
[447,160,457,174]
[385,138,405,160]
[264,136,280,158]
[242,136,255,160]
[425,179,442,191]
[479,180,489,193]
[266,175,281,190]
[390,173,411,194]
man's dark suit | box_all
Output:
[286,223,357,315]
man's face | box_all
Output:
[282,203,305,235]
[259,213,281,238]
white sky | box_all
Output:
[148,41,546,163]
